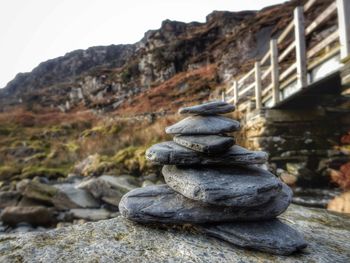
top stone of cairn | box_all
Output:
[179,101,235,115]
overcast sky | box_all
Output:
[0,0,286,89]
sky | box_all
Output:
[0,0,286,89]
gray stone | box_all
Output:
[1,205,348,262]
[0,206,55,226]
[146,141,268,165]
[0,191,21,209]
[77,175,138,206]
[162,165,283,207]
[165,116,240,135]
[179,101,235,115]
[173,135,235,154]
[52,184,100,209]
[68,209,114,221]
[199,219,307,255]
[119,184,291,224]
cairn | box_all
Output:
[119,101,307,255]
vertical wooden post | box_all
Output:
[233,80,238,105]
[270,39,280,105]
[221,90,226,102]
[254,61,262,109]
[337,0,350,61]
[294,6,307,88]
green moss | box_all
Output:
[64,141,80,153]
[112,145,151,175]
[0,126,13,136]
[80,124,121,138]
[0,166,21,181]
[21,166,69,180]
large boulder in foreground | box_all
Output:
[0,205,349,262]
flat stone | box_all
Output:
[69,208,114,221]
[165,116,240,135]
[119,184,291,224]
[146,142,268,165]
[0,191,21,209]
[179,101,235,115]
[1,204,349,262]
[173,135,235,154]
[199,219,307,255]
[0,206,55,226]
[77,175,138,206]
[52,184,100,209]
[162,165,283,207]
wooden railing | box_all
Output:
[223,0,350,113]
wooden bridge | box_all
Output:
[222,0,350,114]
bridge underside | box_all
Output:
[274,72,343,109]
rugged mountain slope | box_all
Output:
[1,0,320,114]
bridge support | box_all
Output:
[254,61,262,109]
[294,6,307,88]
[270,39,280,105]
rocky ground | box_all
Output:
[0,205,349,263]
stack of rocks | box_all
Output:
[120,101,307,255]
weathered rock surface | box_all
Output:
[179,101,235,115]
[0,191,21,208]
[68,208,115,221]
[52,184,100,209]
[0,206,55,226]
[165,116,240,135]
[119,184,291,224]
[146,142,268,165]
[77,175,138,206]
[173,135,234,154]
[199,219,307,255]
[0,205,349,262]
[162,165,283,207]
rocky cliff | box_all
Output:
[1,0,315,114]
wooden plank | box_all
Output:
[337,0,350,60]
[308,46,340,71]
[307,30,339,59]
[278,41,295,62]
[294,6,308,88]
[262,66,272,80]
[262,83,273,97]
[238,82,255,97]
[305,2,337,36]
[270,39,280,105]
[279,63,297,81]
[261,51,271,65]
[233,80,239,105]
[277,21,294,44]
[226,82,235,94]
[254,61,262,109]
[238,68,255,85]
[304,0,317,12]
[227,96,235,104]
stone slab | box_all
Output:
[165,116,240,135]
[162,165,283,207]
[146,141,268,165]
[179,101,235,115]
[173,135,234,154]
[199,219,307,255]
[119,184,292,224]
